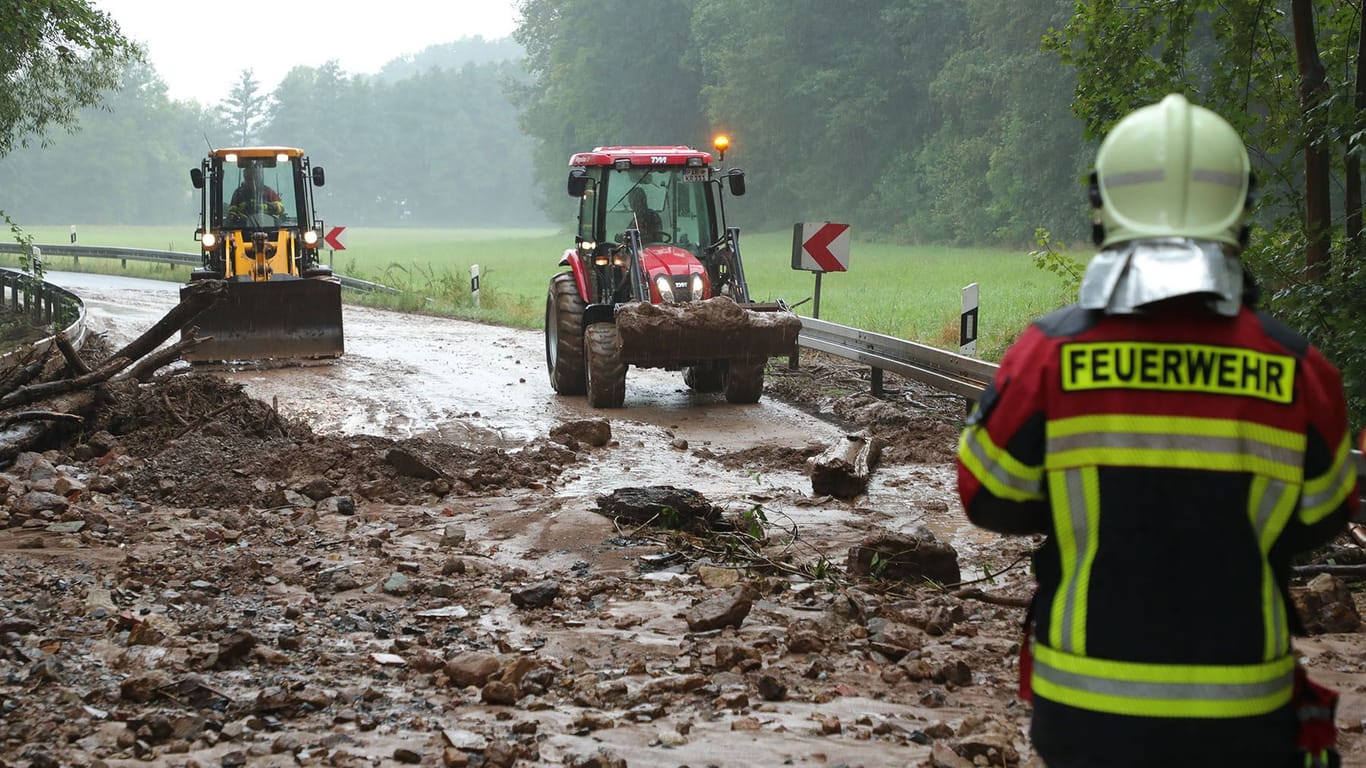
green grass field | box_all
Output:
[11,225,1082,361]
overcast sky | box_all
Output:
[93,0,522,104]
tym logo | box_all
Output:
[651,156,668,164]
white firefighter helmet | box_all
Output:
[1080,94,1252,317]
[1093,93,1251,248]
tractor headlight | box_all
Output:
[654,275,675,302]
[303,230,319,246]
[690,273,705,300]
[201,232,218,249]
[579,240,596,252]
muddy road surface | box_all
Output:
[0,271,1356,768]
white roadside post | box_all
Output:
[961,282,980,414]
[470,264,481,309]
[960,282,979,357]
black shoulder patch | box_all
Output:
[1033,304,1098,338]
[1253,310,1309,358]
[966,376,1006,426]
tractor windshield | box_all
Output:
[223,159,298,228]
[605,167,714,249]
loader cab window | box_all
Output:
[225,159,297,228]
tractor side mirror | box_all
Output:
[190,168,204,189]
[567,168,590,198]
[312,167,326,187]
[726,168,746,197]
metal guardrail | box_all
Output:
[797,316,995,401]
[0,243,396,294]
[0,268,89,365]
[795,313,1366,479]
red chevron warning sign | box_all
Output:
[791,222,850,273]
[324,226,347,251]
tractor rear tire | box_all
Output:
[546,272,587,395]
[684,363,726,393]
[585,323,626,408]
[724,358,766,404]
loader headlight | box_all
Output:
[303,230,319,246]
[579,240,596,252]
[654,275,675,302]
[690,273,705,300]
[201,232,218,249]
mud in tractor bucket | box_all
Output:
[180,277,344,364]
[614,297,801,367]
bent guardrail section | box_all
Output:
[0,243,396,294]
[0,268,89,364]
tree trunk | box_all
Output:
[1292,0,1333,278]
[810,431,882,500]
[1347,3,1366,262]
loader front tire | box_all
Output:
[724,358,766,404]
[585,323,626,408]
[546,272,587,395]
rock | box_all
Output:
[1292,573,1363,634]
[385,448,442,480]
[445,652,502,688]
[442,524,467,547]
[550,419,612,448]
[866,619,925,660]
[510,579,559,608]
[846,527,960,585]
[697,564,742,588]
[595,486,721,530]
[685,585,757,632]
[481,679,519,705]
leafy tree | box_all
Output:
[220,69,271,145]
[0,0,141,156]
[0,0,140,255]
[513,0,707,222]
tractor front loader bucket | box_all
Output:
[614,296,801,367]
[181,277,344,364]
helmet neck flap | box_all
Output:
[1078,237,1244,317]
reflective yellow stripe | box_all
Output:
[1047,467,1098,654]
[1032,642,1295,718]
[1247,475,1295,659]
[1046,414,1304,483]
[1300,434,1355,525]
[1059,341,1295,403]
[958,425,1044,502]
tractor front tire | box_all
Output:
[546,272,587,395]
[724,358,766,404]
[585,323,626,408]
[684,363,726,393]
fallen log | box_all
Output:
[0,280,226,464]
[810,431,882,499]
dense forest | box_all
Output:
[0,37,545,229]
[0,2,1097,245]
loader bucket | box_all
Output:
[614,297,801,367]
[180,277,344,363]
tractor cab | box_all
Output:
[546,137,799,409]
[565,142,747,307]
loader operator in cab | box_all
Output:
[956,93,1356,768]
[627,186,664,243]
[228,161,284,224]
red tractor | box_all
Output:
[545,138,800,408]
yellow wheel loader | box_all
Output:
[182,147,343,363]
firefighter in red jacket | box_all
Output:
[957,94,1357,767]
